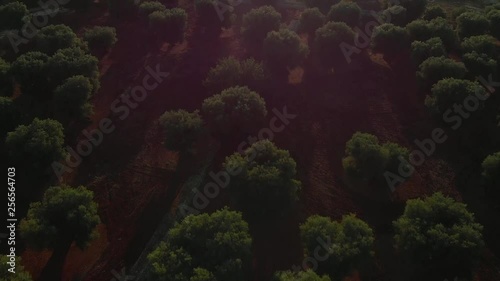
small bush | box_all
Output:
[83,26,118,53]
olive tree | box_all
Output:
[53,75,94,125]
[410,37,446,66]
[371,23,410,61]
[394,192,484,275]
[300,214,374,278]
[263,29,309,74]
[326,1,361,27]
[5,118,66,172]
[159,109,204,152]
[425,78,487,115]
[241,6,281,44]
[0,1,30,31]
[201,86,267,134]
[148,208,252,281]
[82,26,118,55]
[299,8,325,35]
[314,21,355,69]
[149,8,188,43]
[462,51,497,78]
[223,140,301,218]
[416,56,467,89]
[46,47,100,93]
[481,152,500,194]
[20,185,100,280]
[422,5,446,20]
[34,24,85,55]
[342,132,408,183]
[10,52,50,96]
[461,35,497,58]
[204,57,267,93]
[456,12,490,39]
[488,9,500,39]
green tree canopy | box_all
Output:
[461,35,497,58]
[149,8,188,43]
[159,109,204,152]
[487,9,500,39]
[371,23,410,59]
[201,86,267,134]
[382,5,408,27]
[10,51,50,96]
[299,8,325,35]
[0,57,12,96]
[5,118,66,172]
[34,24,85,55]
[393,192,484,274]
[302,0,340,13]
[46,47,100,93]
[416,56,467,89]
[326,1,361,27]
[20,185,100,250]
[273,270,331,281]
[481,152,500,191]
[300,214,374,278]
[139,1,166,19]
[223,140,301,218]
[241,6,282,43]
[462,51,497,78]
[53,75,94,125]
[456,12,490,39]
[389,0,427,20]
[422,5,446,20]
[204,57,267,93]
[406,18,457,50]
[0,1,30,31]
[410,37,446,66]
[148,208,252,281]
[314,21,355,68]
[425,78,486,115]
[82,26,118,54]
[263,29,309,73]
[342,132,408,183]
[195,0,232,31]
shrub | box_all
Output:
[326,1,361,27]
[263,29,309,73]
[422,5,446,20]
[417,56,466,88]
[462,52,497,78]
[223,140,301,218]
[201,86,267,134]
[456,12,490,39]
[461,35,497,58]
[299,8,325,35]
[410,37,446,66]
[300,214,374,278]
[159,109,204,152]
[149,8,188,43]
[204,57,267,93]
[34,24,84,55]
[394,192,484,276]
[425,78,487,115]
[53,75,94,124]
[10,52,50,96]
[82,26,118,53]
[241,6,281,43]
